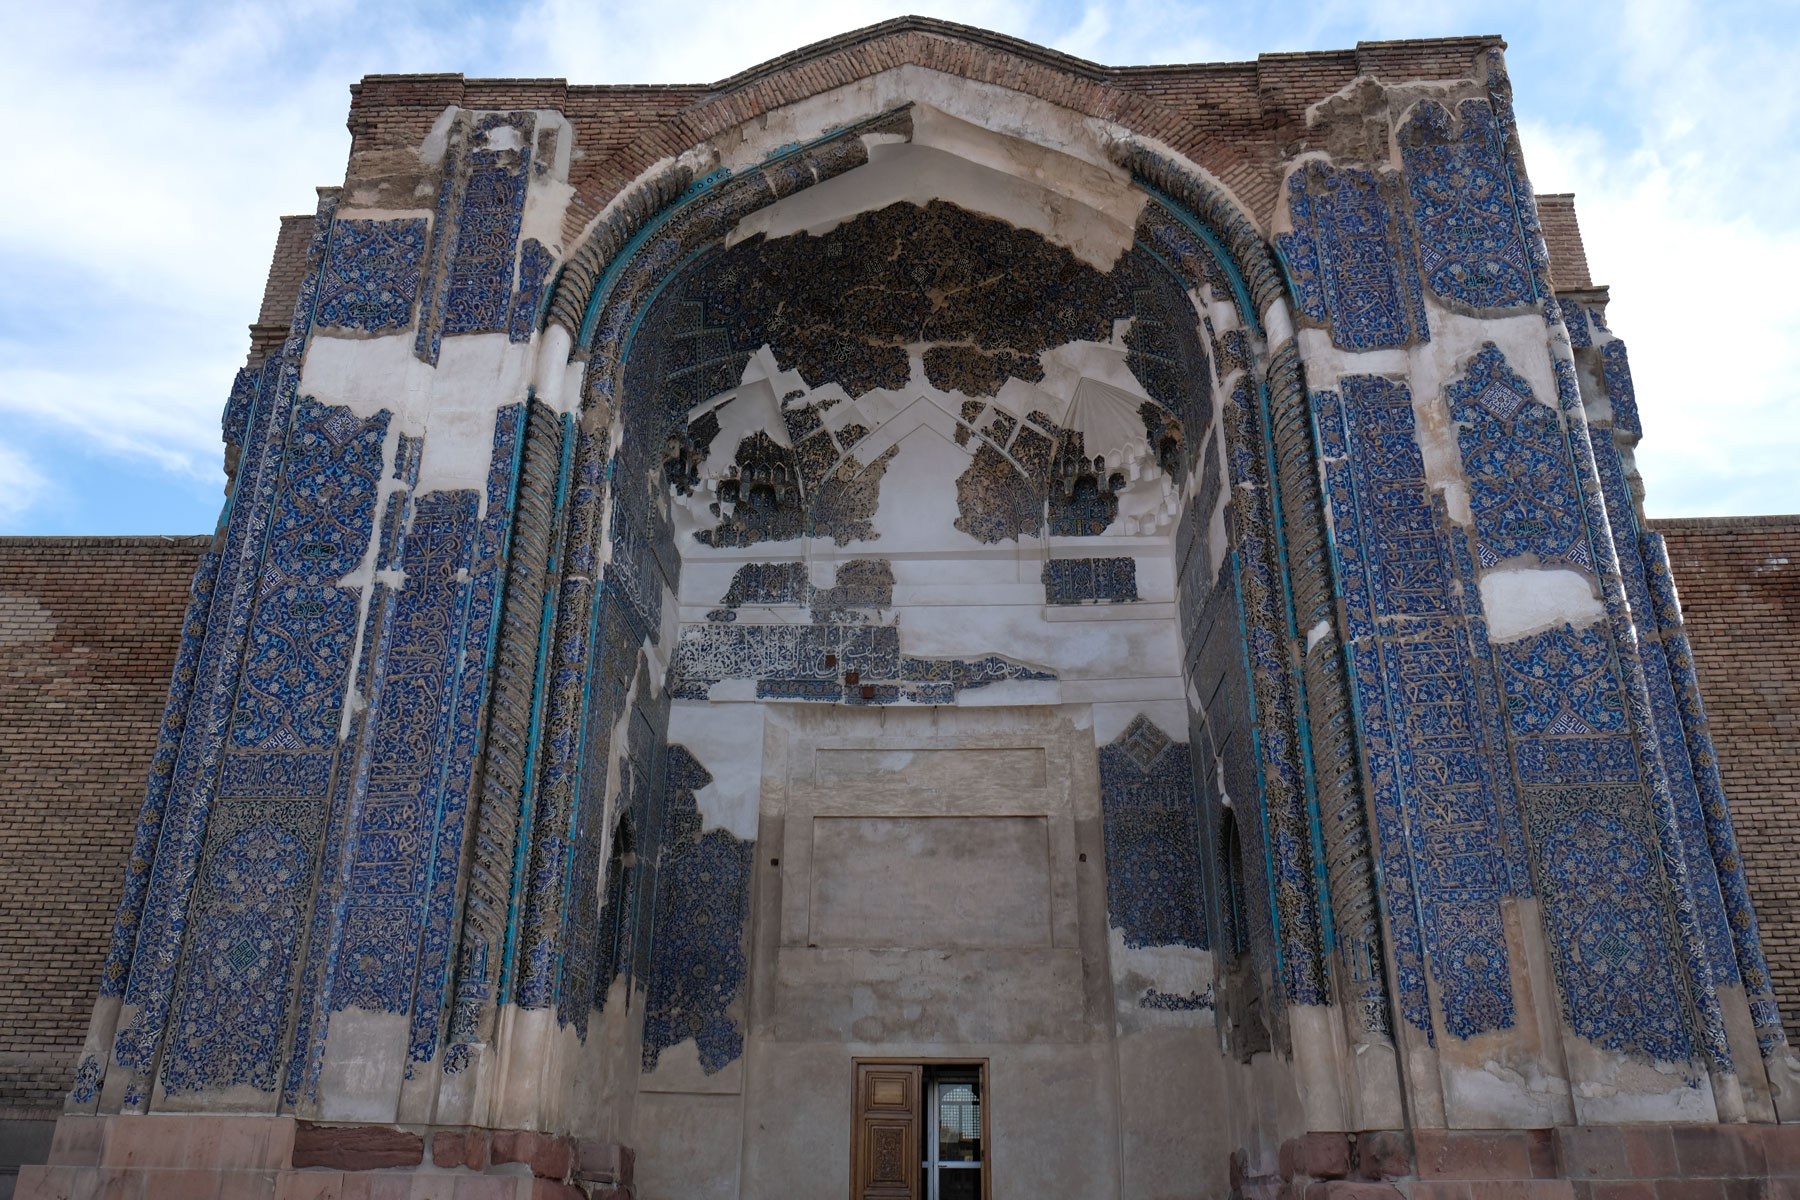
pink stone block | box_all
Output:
[101,1116,192,1171]
[14,1164,97,1200]
[1414,1131,1535,1181]
[274,1170,344,1200]
[216,1170,280,1200]
[142,1167,225,1199]
[48,1117,107,1167]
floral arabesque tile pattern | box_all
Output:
[1451,343,1592,572]
[641,745,754,1074]
[1276,161,1429,350]
[316,219,427,334]
[1099,716,1207,949]
[1401,100,1536,311]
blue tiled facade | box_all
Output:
[75,46,1793,1132]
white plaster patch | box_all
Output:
[1090,699,1188,746]
[1478,568,1604,643]
[669,702,766,840]
[1305,619,1331,654]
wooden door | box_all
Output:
[852,1062,922,1199]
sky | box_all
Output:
[2,0,1795,534]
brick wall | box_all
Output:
[0,536,211,1118]
[1539,194,1595,290]
[1655,515,1800,1033]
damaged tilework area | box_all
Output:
[641,745,754,1074]
[672,199,1179,400]
[1277,161,1429,350]
[711,559,895,622]
[316,219,428,334]
[1042,557,1138,605]
[616,199,1212,548]
[1099,716,1207,949]
[670,622,1052,706]
[1401,100,1536,311]
[415,112,541,362]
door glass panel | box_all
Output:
[939,1169,981,1200]
[936,1081,981,1163]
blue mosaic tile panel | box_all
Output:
[329,491,477,1013]
[1276,161,1429,350]
[1450,343,1591,572]
[1441,510,1532,896]
[315,218,427,334]
[1043,556,1139,605]
[110,197,338,1105]
[1315,377,1517,1041]
[100,551,219,999]
[228,402,388,752]
[507,238,554,343]
[1522,786,1694,1062]
[415,112,535,363]
[283,590,387,1106]
[1099,717,1206,949]
[513,425,614,1013]
[1559,298,1592,348]
[159,801,323,1094]
[1643,533,1787,1055]
[810,559,893,620]
[445,120,532,336]
[1401,100,1536,311]
[1215,381,1326,1011]
[1601,340,1642,439]
[153,401,389,1096]
[1587,434,1738,992]
[407,406,521,1068]
[641,745,754,1074]
[670,621,1052,705]
[1552,354,1729,1065]
[223,367,257,453]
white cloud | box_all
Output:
[0,440,53,523]
[1517,0,1800,517]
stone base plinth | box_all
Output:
[1258,1125,1800,1200]
[16,1114,632,1200]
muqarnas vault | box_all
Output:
[27,20,1800,1200]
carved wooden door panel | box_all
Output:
[853,1062,922,1199]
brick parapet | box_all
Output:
[338,24,1502,245]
